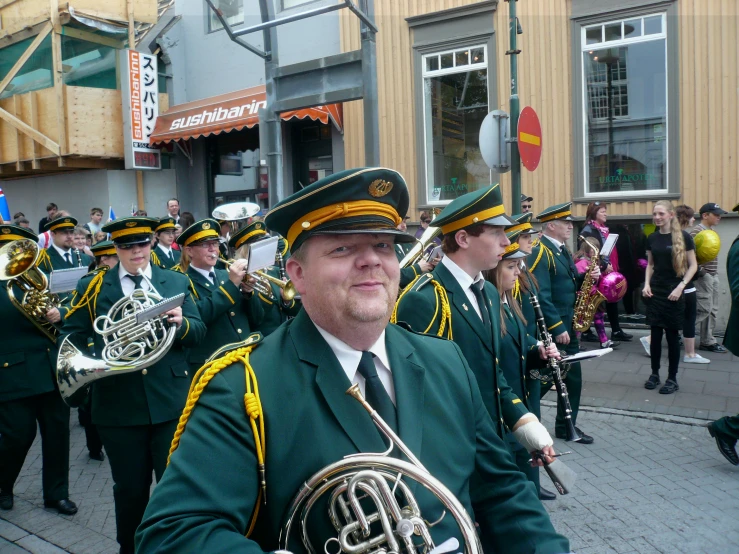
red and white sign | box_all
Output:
[517,106,542,172]
[120,49,161,170]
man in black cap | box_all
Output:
[691,202,729,353]
[521,193,533,214]
[136,169,570,554]
[0,225,78,515]
[61,216,206,554]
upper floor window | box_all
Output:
[422,45,488,205]
[581,13,667,195]
[208,0,245,32]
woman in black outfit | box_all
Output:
[642,201,698,394]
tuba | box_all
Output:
[0,239,60,342]
[56,269,183,406]
[572,236,606,333]
[279,385,482,554]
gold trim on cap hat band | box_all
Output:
[506,222,533,234]
[156,222,176,232]
[49,222,75,231]
[539,210,572,223]
[0,234,29,242]
[504,242,520,255]
[94,248,117,257]
[234,229,267,250]
[184,229,220,246]
[286,200,402,247]
[440,204,506,235]
[111,227,153,240]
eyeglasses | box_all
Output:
[421,219,431,224]
[194,241,220,250]
[521,204,532,209]
[117,242,149,250]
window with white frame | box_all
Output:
[422,45,488,204]
[581,13,667,194]
[208,0,245,32]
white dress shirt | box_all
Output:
[441,255,486,320]
[51,242,74,264]
[314,324,396,405]
[156,244,174,260]
[190,264,217,285]
[119,263,153,295]
[543,235,564,252]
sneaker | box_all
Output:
[699,344,728,353]
[601,340,620,349]
[683,354,710,364]
[640,336,651,357]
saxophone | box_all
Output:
[572,236,606,332]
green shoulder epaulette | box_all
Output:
[407,272,434,293]
[205,333,263,364]
[392,273,452,340]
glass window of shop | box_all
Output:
[581,13,667,195]
[422,45,489,205]
[208,0,245,32]
[0,34,52,100]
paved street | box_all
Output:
[1,329,738,553]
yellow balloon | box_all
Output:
[643,223,656,237]
[694,229,721,265]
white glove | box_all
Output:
[512,419,554,453]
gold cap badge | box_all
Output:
[125,221,137,228]
[202,222,211,230]
[1,228,9,234]
[368,179,394,198]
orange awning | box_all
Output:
[149,85,343,145]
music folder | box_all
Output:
[247,236,279,273]
[136,293,185,325]
[48,267,90,294]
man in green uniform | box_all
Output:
[0,225,77,515]
[61,216,206,554]
[393,186,554,455]
[527,203,599,444]
[395,214,435,288]
[228,224,301,336]
[707,201,739,465]
[44,215,93,269]
[179,219,264,371]
[151,217,181,269]
[136,168,570,554]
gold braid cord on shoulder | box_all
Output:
[168,341,265,537]
[513,279,521,302]
[64,267,109,319]
[150,251,162,267]
[391,275,453,340]
[528,244,555,274]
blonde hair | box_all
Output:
[489,261,526,336]
[653,200,686,277]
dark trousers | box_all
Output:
[77,403,103,455]
[542,330,582,437]
[97,420,179,554]
[605,302,622,333]
[712,415,739,441]
[0,391,70,501]
[650,326,680,379]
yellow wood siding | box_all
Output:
[341,0,739,219]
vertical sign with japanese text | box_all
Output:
[120,49,161,170]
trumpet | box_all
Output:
[224,259,297,302]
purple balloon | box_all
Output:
[598,271,627,303]
[637,258,648,271]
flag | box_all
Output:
[108,206,116,222]
[131,203,136,216]
[0,188,11,222]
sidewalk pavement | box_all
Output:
[1,329,737,553]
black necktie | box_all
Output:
[127,274,144,290]
[208,271,216,284]
[470,283,492,331]
[64,252,71,265]
[356,351,397,434]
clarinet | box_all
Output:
[75,248,82,267]
[526,274,582,443]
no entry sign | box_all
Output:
[518,106,542,171]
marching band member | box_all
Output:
[227,224,301,336]
[178,219,264,372]
[151,217,181,269]
[395,214,435,288]
[62,216,205,554]
[488,240,560,501]
[136,168,570,554]
[527,203,599,444]
[707,201,739,464]
[393,185,552,455]
[90,239,119,270]
[44,215,93,269]
[0,225,77,515]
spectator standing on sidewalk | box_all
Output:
[521,193,533,213]
[642,201,698,395]
[84,207,104,236]
[37,202,58,233]
[690,203,729,353]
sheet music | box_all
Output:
[136,293,185,324]
[600,234,618,258]
[48,267,90,294]
[247,236,279,273]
